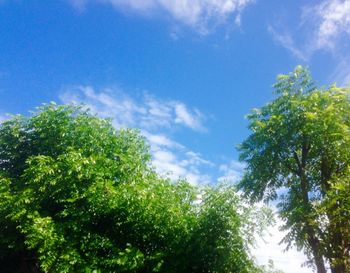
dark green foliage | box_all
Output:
[238,66,350,273]
[0,104,266,273]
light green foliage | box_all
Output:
[182,184,273,273]
[319,170,350,271]
[0,104,267,273]
[238,66,350,273]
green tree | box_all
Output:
[184,184,272,273]
[238,66,350,273]
[0,103,268,273]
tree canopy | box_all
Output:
[238,66,350,273]
[0,104,269,273]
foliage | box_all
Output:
[238,66,350,273]
[319,170,350,271]
[0,103,268,273]
[183,184,273,273]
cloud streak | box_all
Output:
[69,0,255,34]
[60,85,205,131]
[218,160,245,183]
[270,0,350,57]
[302,0,350,50]
[267,25,309,61]
[268,0,350,86]
[60,85,212,185]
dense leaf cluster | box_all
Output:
[0,104,266,273]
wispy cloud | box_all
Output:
[305,0,350,86]
[68,0,255,34]
[329,58,350,86]
[302,0,350,50]
[218,160,245,183]
[151,145,212,185]
[174,103,205,131]
[343,73,350,86]
[60,85,205,131]
[143,130,212,185]
[60,85,212,185]
[267,25,309,61]
[270,0,350,57]
[268,0,350,85]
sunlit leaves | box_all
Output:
[0,104,266,273]
[239,66,350,272]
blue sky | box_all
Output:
[1,0,350,272]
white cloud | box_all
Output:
[268,25,309,61]
[270,0,350,58]
[142,131,183,148]
[68,0,255,34]
[151,148,210,185]
[302,0,350,50]
[60,85,212,185]
[174,103,205,131]
[60,85,205,131]
[269,0,350,85]
[218,160,245,183]
[143,130,212,185]
[182,151,212,167]
[329,58,350,86]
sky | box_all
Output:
[1,0,350,272]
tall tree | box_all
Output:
[0,103,268,273]
[238,66,350,273]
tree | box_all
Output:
[0,103,267,273]
[238,66,350,273]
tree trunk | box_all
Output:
[314,255,327,273]
[308,235,327,273]
[299,165,327,273]
[314,256,327,273]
